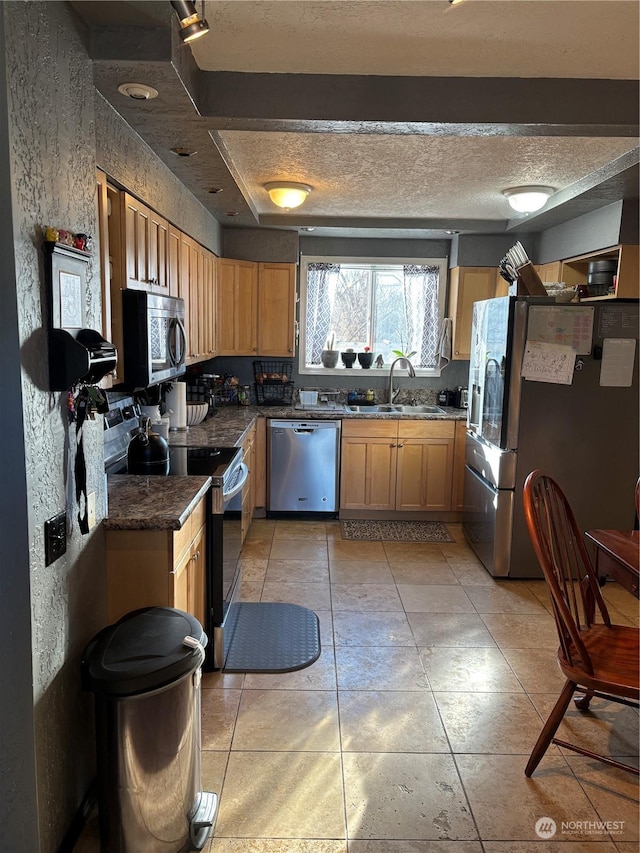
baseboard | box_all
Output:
[57,779,97,853]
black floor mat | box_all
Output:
[223,602,321,673]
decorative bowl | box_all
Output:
[186,402,209,426]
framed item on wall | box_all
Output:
[44,240,90,334]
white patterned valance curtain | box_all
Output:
[305,262,341,364]
[402,264,441,369]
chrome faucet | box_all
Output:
[387,357,416,404]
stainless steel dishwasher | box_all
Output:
[268,420,341,513]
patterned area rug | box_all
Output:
[340,520,454,543]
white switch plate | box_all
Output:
[87,491,96,529]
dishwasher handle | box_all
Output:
[293,428,315,434]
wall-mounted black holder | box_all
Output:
[44,240,117,390]
[49,328,117,391]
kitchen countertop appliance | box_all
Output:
[104,395,248,669]
[126,416,170,475]
[463,296,639,578]
[268,420,341,514]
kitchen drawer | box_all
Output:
[172,495,206,563]
[342,419,398,438]
[398,420,455,439]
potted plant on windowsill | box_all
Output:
[358,346,373,369]
[321,333,339,368]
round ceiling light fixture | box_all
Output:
[265,182,313,210]
[503,186,554,214]
[117,82,159,100]
[207,187,223,194]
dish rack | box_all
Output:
[253,360,294,406]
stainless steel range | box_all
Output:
[104,395,248,669]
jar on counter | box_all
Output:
[237,385,251,406]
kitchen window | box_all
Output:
[299,255,448,374]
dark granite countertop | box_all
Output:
[106,405,467,530]
[168,404,467,449]
[104,475,211,531]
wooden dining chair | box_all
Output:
[522,470,639,777]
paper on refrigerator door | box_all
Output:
[600,338,636,386]
[521,340,576,384]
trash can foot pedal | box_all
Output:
[190,790,218,849]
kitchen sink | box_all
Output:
[346,404,445,415]
[392,405,446,414]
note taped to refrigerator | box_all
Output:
[521,340,576,384]
[600,338,636,386]
[527,305,594,354]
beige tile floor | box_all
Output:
[76,519,639,853]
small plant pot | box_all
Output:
[321,350,339,368]
[358,352,373,369]
[341,351,357,369]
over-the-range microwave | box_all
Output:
[122,290,186,389]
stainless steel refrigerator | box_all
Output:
[463,296,639,578]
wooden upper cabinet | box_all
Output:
[217,258,258,355]
[201,248,217,360]
[121,192,169,293]
[258,262,296,356]
[167,224,181,297]
[561,245,639,300]
[448,267,499,360]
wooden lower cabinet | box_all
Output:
[240,422,257,543]
[340,420,455,512]
[106,496,207,625]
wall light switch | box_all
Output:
[45,512,67,566]
[87,491,96,530]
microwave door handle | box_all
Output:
[168,318,186,367]
[173,318,186,366]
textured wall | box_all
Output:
[3,4,106,850]
[223,226,299,262]
[96,94,223,255]
[1,3,225,850]
[537,201,623,264]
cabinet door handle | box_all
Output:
[193,550,200,561]
[397,443,404,448]
[390,443,396,448]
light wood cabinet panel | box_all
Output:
[535,261,563,283]
[448,267,499,360]
[217,258,259,355]
[167,224,181,297]
[121,192,170,293]
[452,420,467,512]
[340,435,397,510]
[396,438,454,512]
[254,416,267,510]
[258,262,296,356]
[341,419,456,512]
[240,423,257,542]
[106,498,206,626]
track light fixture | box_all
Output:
[171,0,209,43]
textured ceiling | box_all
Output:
[71,0,640,238]
[191,1,640,80]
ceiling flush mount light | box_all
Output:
[503,186,555,214]
[171,0,209,43]
[265,182,313,210]
[171,146,197,157]
[207,187,223,194]
[117,83,158,100]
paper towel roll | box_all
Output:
[166,382,187,431]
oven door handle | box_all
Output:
[223,462,249,503]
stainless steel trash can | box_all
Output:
[82,607,217,853]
